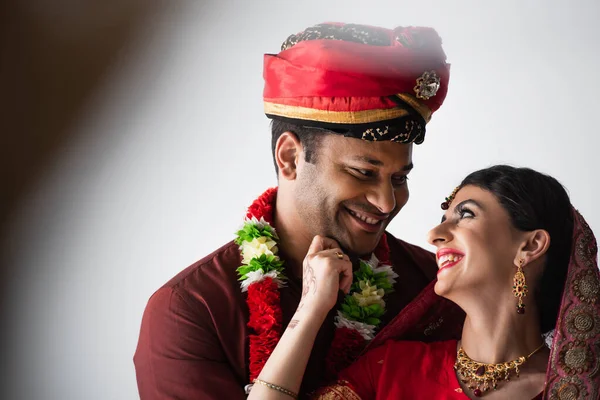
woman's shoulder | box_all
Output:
[378,338,458,358]
[334,339,459,400]
[375,339,458,374]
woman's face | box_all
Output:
[427,185,525,303]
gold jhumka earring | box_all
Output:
[512,258,528,314]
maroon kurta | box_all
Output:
[133,232,453,399]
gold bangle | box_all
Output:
[253,378,298,399]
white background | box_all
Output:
[2,0,599,399]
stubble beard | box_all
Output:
[330,211,385,258]
[294,169,382,257]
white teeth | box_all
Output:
[349,210,379,225]
[438,254,463,267]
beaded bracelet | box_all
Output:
[253,378,299,399]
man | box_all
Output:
[134,22,460,399]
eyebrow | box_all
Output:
[440,199,484,223]
[350,156,414,171]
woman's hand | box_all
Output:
[247,235,353,400]
[298,235,353,318]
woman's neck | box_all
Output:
[459,298,544,364]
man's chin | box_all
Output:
[339,235,382,258]
[334,210,390,255]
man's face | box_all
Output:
[293,134,413,257]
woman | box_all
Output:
[247,165,600,399]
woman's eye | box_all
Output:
[459,208,475,219]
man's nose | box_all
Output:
[366,181,396,214]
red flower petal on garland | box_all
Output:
[246,187,278,223]
[373,233,391,265]
[246,277,283,381]
[325,327,367,380]
[249,329,281,381]
[247,278,282,334]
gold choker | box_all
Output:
[454,342,546,397]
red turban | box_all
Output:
[263,23,450,144]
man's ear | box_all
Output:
[275,131,302,180]
[514,229,551,267]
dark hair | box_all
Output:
[270,120,331,174]
[460,165,573,333]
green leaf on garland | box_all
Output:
[366,303,385,317]
[339,294,386,324]
[237,265,258,280]
[237,253,285,280]
[234,222,276,245]
[354,261,375,281]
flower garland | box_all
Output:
[235,188,398,383]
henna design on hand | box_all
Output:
[298,258,317,310]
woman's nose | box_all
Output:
[427,222,452,246]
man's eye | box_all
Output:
[392,175,409,186]
[352,168,373,177]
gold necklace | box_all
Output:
[454,342,546,397]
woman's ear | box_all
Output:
[514,229,551,267]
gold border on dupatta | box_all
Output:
[312,381,363,400]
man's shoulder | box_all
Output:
[385,231,437,280]
[385,231,435,261]
[157,240,242,302]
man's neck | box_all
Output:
[272,199,313,280]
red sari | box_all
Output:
[316,340,542,399]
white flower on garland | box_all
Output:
[334,311,377,341]
[365,254,399,284]
[372,264,398,285]
[365,253,379,269]
[242,216,276,233]
[240,270,286,292]
[352,281,385,308]
[240,236,279,264]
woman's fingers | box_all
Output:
[316,248,353,293]
[306,235,342,256]
[339,266,353,294]
[302,236,354,314]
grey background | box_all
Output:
[1,0,599,399]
